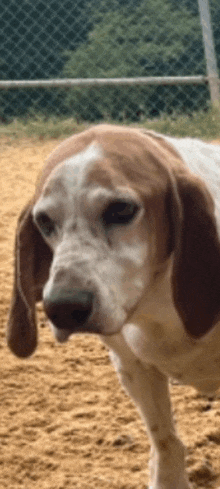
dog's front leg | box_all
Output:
[104,333,190,489]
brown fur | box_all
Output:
[7,124,220,358]
[7,202,52,357]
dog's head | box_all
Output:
[7,125,220,357]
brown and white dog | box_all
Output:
[7,124,220,488]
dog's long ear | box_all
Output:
[170,173,220,337]
[130,128,220,337]
[7,202,52,358]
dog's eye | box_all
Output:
[35,212,55,237]
[102,200,139,227]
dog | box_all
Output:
[7,124,220,488]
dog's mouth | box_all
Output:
[44,298,106,341]
[48,318,111,343]
[43,285,127,340]
[49,323,71,343]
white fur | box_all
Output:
[33,144,149,342]
[33,135,220,489]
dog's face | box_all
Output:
[7,125,220,359]
[32,143,155,342]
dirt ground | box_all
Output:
[1,136,220,489]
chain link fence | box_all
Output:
[1,0,220,123]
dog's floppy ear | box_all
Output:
[7,202,52,358]
[170,173,220,337]
[135,128,220,336]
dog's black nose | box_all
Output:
[44,289,94,332]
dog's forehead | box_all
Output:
[42,143,104,198]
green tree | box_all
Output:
[1,0,219,120]
[62,0,210,120]
[1,0,91,118]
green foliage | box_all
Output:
[1,0,90,80]
[64,1,202,78]
[1,0,220,120]
[62,0,209,120]
[1,0,91,118]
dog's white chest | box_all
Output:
[122,319,220,394]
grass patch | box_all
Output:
[141,107,220,140]
[0,116,89,141]
[1,108,220,141]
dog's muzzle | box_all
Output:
[44,288,97,334]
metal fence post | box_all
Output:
[198,0,220,107]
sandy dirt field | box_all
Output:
[1,135,220,489]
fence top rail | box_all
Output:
[0,76,210,89]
